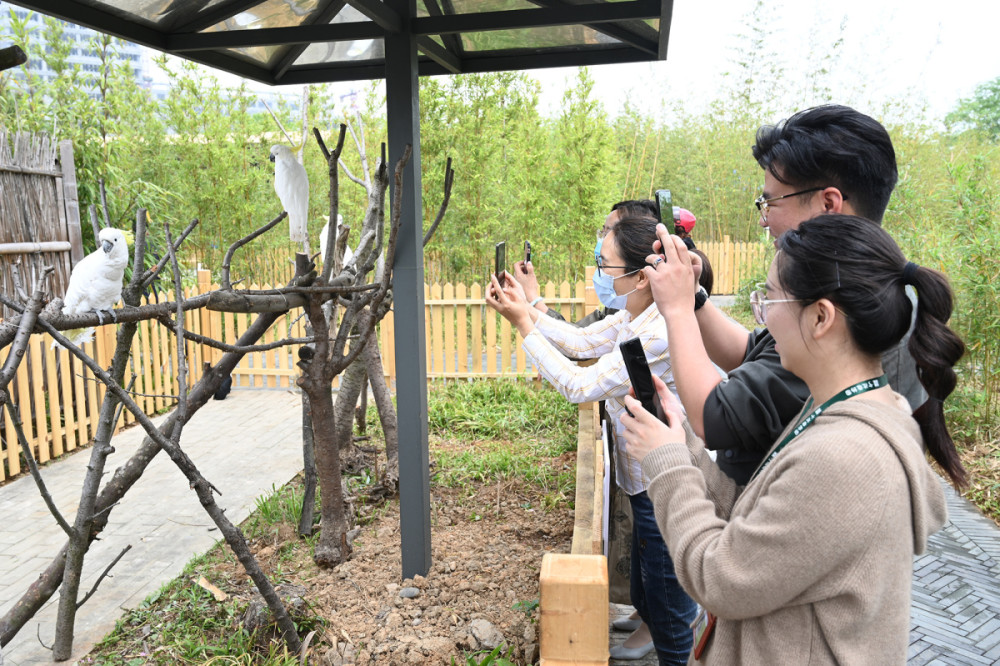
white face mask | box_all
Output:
[592,268,639,310]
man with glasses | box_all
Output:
[644,104,925,485]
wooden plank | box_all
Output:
[59,140,84,266]
[575,280,586,326]
[139,317,154,415]
[456,283,468,376]
[58,346,77,452]
[443,283,455,375]
[499,313,512,376]
[44,336,63,458]
[424,283,432,371]
[559,281,571,321]
[126,326,140,425]
[539,553,609,666]
[149,319,164,412]
[29,337,49,463]
[73,352,88,448]
[84,340,100,443]
[431,283,444,375]
[486,303,497,375]
[1,347,19,477]
[470,283,482,374]
[235,312,250,388]
[571,406,597,555]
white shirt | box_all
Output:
[522,302,676,495]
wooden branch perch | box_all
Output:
[423,156,454,247]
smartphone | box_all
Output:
[523,240,531,269]
[654,189,672,222]
[495,241,506,283]
[619,337,665,421]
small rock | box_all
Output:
[448,561,457,572]
[413,574,426,584]
[468,618,504,650]
[411,619,421,626]
[399,586,421,599]
[385,583,400,595]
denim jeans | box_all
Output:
[629,490,698,666]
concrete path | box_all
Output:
[0,389,304,665]
[609,478,1000,665]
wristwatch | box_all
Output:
[694,286,709,311]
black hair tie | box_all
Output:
[902,261,920,285]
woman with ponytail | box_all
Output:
[621,214,959,664]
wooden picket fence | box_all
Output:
[0,237,766,480]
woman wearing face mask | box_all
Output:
[487,215,697,665]
[621,214,959,664]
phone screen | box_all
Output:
[619,337,665,421]
[654,189,672,222]
[523,241,531,270]
[495,241,506,282]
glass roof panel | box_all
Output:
[460,25,619,51]
[293,37,385,66]
[73,0,211,30]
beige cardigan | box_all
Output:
[641,394,948,665]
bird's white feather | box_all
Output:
[58,227,130,347]
[271,145,309,243]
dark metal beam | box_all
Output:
[411,0,660,35]
[272,0,348,82]
[174,0,269,34]
[167,22,384,52]
[6,0,167,50]
[384,0,431,582]
[423,0,464,57]
[346,0,403,32]
[658,0,672,59]
[170,49,277,85]
[416,36,461,74]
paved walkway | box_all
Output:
[610,478,1000,665]
[0,389,304,665]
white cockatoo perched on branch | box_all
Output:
[56,227,130,347]
[270,143,309,244]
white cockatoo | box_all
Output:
[56,227,130,347]
[319,214,353,266]
[270,144,309,244]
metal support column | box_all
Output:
[385,0,431,579]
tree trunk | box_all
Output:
[298,392,317,537]
[333,343,368,459]
[362,332,398,487]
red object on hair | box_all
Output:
[673,207,696,233]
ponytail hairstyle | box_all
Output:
[776,214,967,487]
[608,216,660,273]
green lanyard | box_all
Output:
[748,374,888,484]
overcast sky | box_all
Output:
[529,0,1000,123]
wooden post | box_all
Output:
[59,140,84,267]
[539,553,609,665]
[584,265,599,314]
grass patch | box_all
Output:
[427,379,577,453]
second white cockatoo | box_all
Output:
[57,227,130,347]
[270,144,309,244]
[319,214,353,267]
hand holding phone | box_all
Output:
[619,337,665,422]
[523,241,531,272]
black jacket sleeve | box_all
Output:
[702,328,810,484]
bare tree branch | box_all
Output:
[98,178,111,230]
[315,124,348,282]
[0,268,51,401]
[155,315,317,353]
[423,156,454,247]
[75,545,132,610]
[2,398,75,538]
[220,212,288,290]
[139,217,200,291]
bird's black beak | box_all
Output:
[102,240,113,253]
[269,154,275,163]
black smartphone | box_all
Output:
[654,189,672,222]
[495,241,506,283]
[523,240,531,269]
[619,337,665,422]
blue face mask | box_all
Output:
[592,268,640,310]
[593,236,603,263]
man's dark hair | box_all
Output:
[752,105,898,222]
[608,216,659,272]
[611,199,660,223]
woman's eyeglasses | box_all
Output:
[749,289,802,325]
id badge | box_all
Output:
[691,609,716,660]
